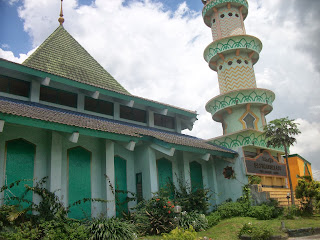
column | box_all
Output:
[105,140,115,217]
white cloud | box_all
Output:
[0,47,36,63]
[1,0,319,170]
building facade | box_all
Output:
[0,14,239,219]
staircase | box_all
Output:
[262,187,300,207]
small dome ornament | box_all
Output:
[201,0,207,5]
[58,0,64,25]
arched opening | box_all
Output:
[114,156,128,217]
[68,147,91,219]
[4,139,35,207]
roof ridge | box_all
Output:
[22,25,130,94]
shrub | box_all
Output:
[216,202,247,219]
[162,226,197,240]
[165,178,211,214]
[178,211,208,232]
[248,175,262,185]
[206,211,221,227]
[248,205,274,220]
[89,217,136,240]
[238,222,272,240]
[133,197,177,235]
[295,176,320,215]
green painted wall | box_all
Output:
[157,158,173,190]
[114,156,128,217]
[4,139,35,207]
[68,147,91,219]
[190,161,203,191]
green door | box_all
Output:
[157,158,173,190]
[68,147,91,219]
[190,161,203,191]
[5,139,35,207]
[114,156,127,217]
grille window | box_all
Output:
[85,97,114,116]
[154,113,175,129]
[0,75,30,97]
[40,86,77,108]
[120,105,147,123]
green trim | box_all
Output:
[204,35,262,63]
[209,131,284,152]
[202,0,248,18]
[0,59,197,118]
[0,113,138,142]
[288,154,311,165]
[206,89,274,115]
[151,138,237,158]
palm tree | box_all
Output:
[263,117,301,205]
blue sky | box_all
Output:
[0,0,203,56]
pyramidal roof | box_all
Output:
[23,26,130,94]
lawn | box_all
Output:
[140,215,320,240]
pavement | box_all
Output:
[288,234,320,239]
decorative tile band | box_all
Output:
[203,0,249,18]
[206,89,275,115]
[204,35,262,63]
[209,131,284,152]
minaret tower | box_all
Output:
[203,0,276,149]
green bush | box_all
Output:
[162,226,197,240]
[238,222,272,240]
[0,219,90,240]
[165,179,211,214]
[133,196,177,235]
[206,211,221,227]
[89,217,136,240]
[178,211,208,232]
[248,205,274,220]
[295,176,320,215]
[217,202,248,219]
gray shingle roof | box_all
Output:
[0,97,234,155]
[23,26,130,94]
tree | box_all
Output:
[295,176,320,214]
[263,117,301,205]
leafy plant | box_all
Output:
[133,196,176,235]
[248,175,262,185]
[295,176,320,215]
[238,222,272,240]
[166,177,211,214]
[89,217,136,240]
[178,211,208,232]
[206,211,221,227]
[248,205,274,220]
[216,202,247,219]
[162,226,197,240]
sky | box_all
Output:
[0,0,320,179]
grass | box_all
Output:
[140,215,320,240]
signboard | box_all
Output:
[245,150,287,177]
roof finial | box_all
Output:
[58,0,64,26]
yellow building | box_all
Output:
[287,154,313,190]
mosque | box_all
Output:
[0,0,312,219]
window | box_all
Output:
[40,86,77,108]
[84,96,113,116]
[0,75,30,97]
[120,105,147,123]
[154,113,175,129]
[243,113,255,129]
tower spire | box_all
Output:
[58,0,64,26]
